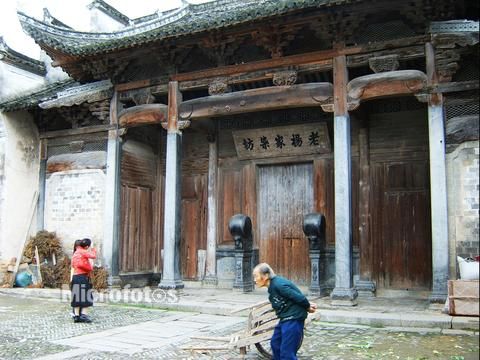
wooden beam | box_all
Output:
[118,103,168,128]
[172,36,427,83]
[431,80,479,94]
[178,83,332,120]
[347,70,427,103]
[39,124,116,139]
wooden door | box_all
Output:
[258,163,313,285]
[371,161,432,290]
[180,175,207,280]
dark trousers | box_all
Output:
[270,319,304,360]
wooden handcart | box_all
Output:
[184,300,319,358]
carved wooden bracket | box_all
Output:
[273,70,298,86]
[118,104,168,128]
[131,88,155,105]
[347,70,427,103]
[208,78,231,95]
[368,54,400,73]
[160,120,191,131]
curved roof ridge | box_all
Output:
[0,36,46,76]
[18,0,348,56]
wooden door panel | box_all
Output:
[181,200,200,279]
[258,163,313,285]
[180,175,207,280]
[371,161,431,290]
[119,185,155,273]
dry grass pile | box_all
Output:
[41,257,71,288]
[24,231,63,262]
[91,266,108,291]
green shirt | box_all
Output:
[268,275,310,321]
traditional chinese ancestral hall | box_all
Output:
[0,0,478,303]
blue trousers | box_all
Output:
[270,319,304,360]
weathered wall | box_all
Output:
[0,111,39,261]
[0,119,5,255]
[447,141,480,277]
[44,168,106,261]
[0,62,44,100]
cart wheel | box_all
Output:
[253,332,272,359]
[254,332,304,359]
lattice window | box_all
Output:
[445,89,479,119]
[47,140,107,157]
[354,20,416,44]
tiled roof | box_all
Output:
[19,0,354,57]
[0,36,46,76]
[0,79,76,112]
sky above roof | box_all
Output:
[0,0,211,59]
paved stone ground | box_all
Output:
[0,294,478,360]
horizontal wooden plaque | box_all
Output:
[232,123,331,160]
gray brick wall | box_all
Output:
[45,169,106,259]
[447,141,480,276]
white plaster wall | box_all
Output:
[40,51,69,84]
[0,62,44,100]
[44,169,106,262]
[0,119,6,253]
[89,9,126,32]
[0,111,39,261]
[447,141,480,278]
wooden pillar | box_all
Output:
[356,117,376,296]
[103,91,121,285]
[331,55,358,305]
[204,131,218,285]
[426,42,449,302]
[159,81,184,289]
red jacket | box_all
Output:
[72,248,96,275]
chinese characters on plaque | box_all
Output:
[233,123,331,160]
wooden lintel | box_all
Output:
[178,83,333,120]
[347,70,427,102]
[39,124,116,139]
[431,80,479,94]
[118,104,168,128]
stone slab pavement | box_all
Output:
[0,292,479,360]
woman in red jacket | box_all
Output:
[71,238,96,323]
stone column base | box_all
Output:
[158,279,184,289]
[331,287,358,306]
[429,291,447,303]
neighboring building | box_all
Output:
[0,37,46,272]
[0,0,478,303]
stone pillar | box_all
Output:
[425,42,449,302]
[428,102,449,302]
[159,81,184,289]
[204,133,218,285]
[103,93,121,286]
[330,55,357,305]
[159,133,184,289]
[103,129,121,286]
